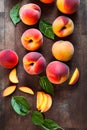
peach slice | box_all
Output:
[69,68,79,85]
[36,91,44,110]
[40,92,48,112]
[2,85,16,97]
[9,68,19,83]
[18,86,34,95]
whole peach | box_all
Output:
[21,28,43,51]
[23,52,46,75]
[52,40,74,61]
[46,61,70,84]
[56,0,80,14]
[0,49,18,69]
[19,3,41,25]
[40,0,54,4]
[52,16,74,37]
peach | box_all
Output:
[40,0,54,4]
[19,3,41,25]
[69,68,79,85]
[23,52,46,75]
[36,91,52,112]
[52,16,74,37]
[2,85,16,97]
[52,40,74,62]
[21,29,43,51]
[9,68,19,83]
[0,49,18,69]
[56,0,80,14]
[46,61,70,84]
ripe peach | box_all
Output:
[0,49,18,69]
[19,3,41,25]
[40,0,54,4]
[46,61,70,84]
[23,52,46,75]
[52,40,74,62]
[52,16,74,37]
[21,29,43,51]
[56,0,80,14]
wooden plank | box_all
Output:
[4,0,16,49]
[0,13,5,50]
[0,0,4,12]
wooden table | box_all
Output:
[0,0,87,129]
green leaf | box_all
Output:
[42,119,64,130]
[39,20,54,40]
[10,3,21,25]
[39,76,54,95]
[11,96,31,116]
[31,111,44,126]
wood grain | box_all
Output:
[0,0,87,130]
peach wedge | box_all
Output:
[2,85,16,97]
[18,86,34,95]
[69,68,79,85]
[36,91,52,113]
[9,68,19,83]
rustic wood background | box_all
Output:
[0,0,87,130]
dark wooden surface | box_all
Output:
[0,0,87,130]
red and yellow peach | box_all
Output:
[52,16,74,37]
[56,0,80,14]
[0,49,18,69]
[46,61,70,84]
[19,3,41,25]
[52,40,74,62]
[23,52,46,75]
[21,28,43,51]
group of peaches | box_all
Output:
[0,0,80,113]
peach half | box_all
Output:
[0,49,18,69]
[19,3,41,25]
[46,61,70,84]
[52,40,74,62]
[69,68,79,85]
[21,29,43,51]
[56,0,80,14]
[40,0,54,4]
[52,16,74,37]
[23,52,46,75]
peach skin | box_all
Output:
[52,16,74,37]
[23,52,46,75]
[19,3,41,25]
[21,28,43,51]
[56,0,80,14]
[40,0,54,4]
[0,49,18,69]
[46,61,70,84]
[52,40,74,62]
[69,68,79,85]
